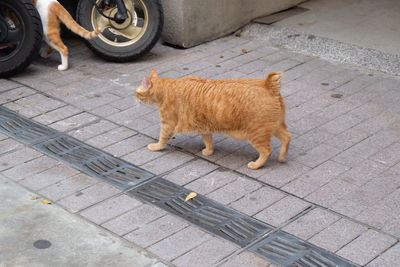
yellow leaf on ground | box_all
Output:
[185,192,197,202]
[241,49,249,54]
[31,196,40,200]
[41,199,52,205]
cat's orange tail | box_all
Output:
[265,72,282,97]
[53,2,100,39]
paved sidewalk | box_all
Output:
[1,29,400,266]
[0,176,165,267]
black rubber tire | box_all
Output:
[77,0,163,62]
[0,0,42,78]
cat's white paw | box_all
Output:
[202,148,214,156]
[148,143,164,151]
[247,161,261,170]
[58,65,68,71]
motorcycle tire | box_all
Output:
[77,0,163,62]
[0,0,42,78]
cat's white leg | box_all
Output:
[47,40,68,71]
[58,54,68,71]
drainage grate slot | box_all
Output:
[34,135,154,190]
[128,178,272,247]
[0,107,58,144]
[249,231,357,267]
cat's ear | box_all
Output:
[150,69,159,78]
[138,77,152,92]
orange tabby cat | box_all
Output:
[32,0,100,70]
[136,70,291,169]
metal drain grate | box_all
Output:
[128,178,272,247]
[34,135,154,190]
[0,107,58,144]
[249,231,357,267]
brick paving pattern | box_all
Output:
[1,33,400,266]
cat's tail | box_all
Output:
[265,72,282,97]
[54,2,101,39]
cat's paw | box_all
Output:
[148,143,165,151]
[202,148,214,156]
[247,161,261,170]
[58,65,68,71]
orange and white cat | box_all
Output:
[32,0,100,70]
[135,70,291,169]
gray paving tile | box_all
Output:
[141,151,194,174]
[2,156,59,181]
[282,208,340,240]
[19,163,80,191]
[254,196,312,227]
[309,218,367,253]
[218,251,274,267]
[296,144,341,168]
[38,173,98,201]
[0,139,23,155]
[367,243,400,267]
[293,128,335,152]
[49,112,98,132]
[369,142,400,167]
[163,159,218,185]
[361,129,400,149]
[90,104,120,117]
[68,120,117,141]
[103,134,154,157]
[229,186,286,216]
[340,160,388,186]
[281,179,318,198]
[257,161,311,188]
[299,160,350,187]
[327,127,370,151]
[173,237,238,267]
[0,79,21,91]
[186,168,239,195]
[80,194,142,224]
[382,215,400,237]
[0,147,42,171]
[86,127,137,149]
[332,142,380,167]
[354,188,400,229]
[33,105,82,125]
[337,230,397,266]
[102,204,166,236]
[148,226,211,261]
[122,146,170,166]
[0,87,36,104]
[306,179,358,207]
[124,214,188,248]
[320,114,363,135]
[58,183,120,213]
[207,176,262,205]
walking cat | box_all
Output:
[32,0,100,70]
[135,70,291,169]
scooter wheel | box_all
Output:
[77,0,163,62]
[0,0,42,78]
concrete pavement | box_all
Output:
[0,175,166,267]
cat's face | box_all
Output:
[135,70,159,104]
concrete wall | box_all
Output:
[161,0,305,48]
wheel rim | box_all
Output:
[0,3,25,62]
[91,0,149,47]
